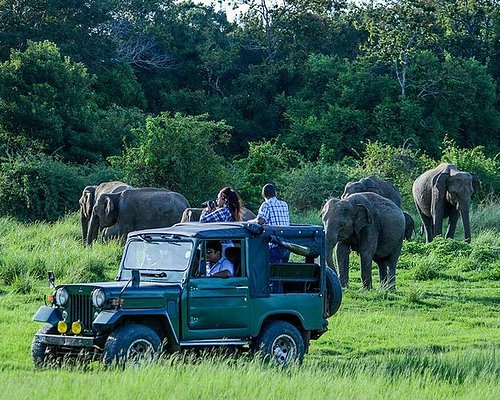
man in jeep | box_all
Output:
[206,241,234,278]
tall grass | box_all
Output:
[0,208,498,399]
[0,348,498,399]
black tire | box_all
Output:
[103,324,161,367]
[32,324,59,368]
[325,267,342,318]
[253,321,305,365]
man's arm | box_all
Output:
[209,269,232,278]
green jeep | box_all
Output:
[32,222,342,366]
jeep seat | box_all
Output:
[225,247,241,276]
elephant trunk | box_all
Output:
[459,204,471,243]
[86,213,100,245]
[81,212,89,244]
[324,228,338,272]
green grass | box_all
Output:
[0,211,499,399]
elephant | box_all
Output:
[180,207,256,223]
[79,181,132,244]
[341,176,401,207]
[341,176,415,240]
[320,192,407,290]
[87,188,190,245]
[412,163,481,243]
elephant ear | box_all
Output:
[431,171,448,211]
[105,196,115,216]
[80,186,95,219]
[471,174,481,196]
[353,204,372,235]
[320,198,339,221]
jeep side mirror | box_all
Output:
[48,271,55,289]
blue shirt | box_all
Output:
[208,257,234,277]
[200,206,233,223]
[257,196,290,226]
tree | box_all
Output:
[0,0,115,72]
[0,41,102,162]
[109,112,231,205]
[358,0,442,97]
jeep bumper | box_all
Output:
[35,333,97,348]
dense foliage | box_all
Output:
[0,0,498,220]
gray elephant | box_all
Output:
[79,181,131,244]
[342,176,401,207]
[180,207,256,222]
[321,192,406,290]
[412,163,480,243]
[341,176,415,240]
[87,188,190,245]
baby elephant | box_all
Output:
[321,192,406,290]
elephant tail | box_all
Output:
[403,212,415,241]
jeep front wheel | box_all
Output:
[253,321,305,365]
[32,324,61,368]
[103,324,161,367]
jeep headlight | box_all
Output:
[55,287,69,306]
[91,288,107,308]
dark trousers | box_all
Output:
[269,245,290,264]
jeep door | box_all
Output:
[183,242,251,340]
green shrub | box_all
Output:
[411,258,441,281]
[351,141,431,207]
[440,138,500,202]
[229,140,304,211]
[110,112,231,207]
[281,161,353,212]
[0,154,121,222]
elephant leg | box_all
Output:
[359,251,373,290]
[384,245,401,291]
[445,208,459,239]
[377,261,388,287]
[416,204,433,243]
[335,242,350,288]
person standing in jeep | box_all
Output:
[253,183,291,263]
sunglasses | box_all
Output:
[206,249,215,254]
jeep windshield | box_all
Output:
[120,239,193,283]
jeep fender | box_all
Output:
[253,311,306,338]
[32,306,60,326]
[93,310,179,345]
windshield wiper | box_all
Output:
[140,271,167,278]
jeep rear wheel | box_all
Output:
[103,324,161,367]
[253,321,305,365]
[32,324,61,368]
[325,267,342,318]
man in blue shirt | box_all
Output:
[254,183,291,263]
[206,241,234,278]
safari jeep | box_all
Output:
[32,222,342,367]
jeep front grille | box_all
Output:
[69,294,93,332]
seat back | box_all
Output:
[225,247,242,276]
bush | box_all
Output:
[0,154,121,222]
[351,141,431,207]
[229,140,304,211]
[280,161,353,212]
[440,138,500,202]
[110,112,231,206]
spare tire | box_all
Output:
[325,267,342,318]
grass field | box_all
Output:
[0,205,499,399]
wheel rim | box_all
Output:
[271,334,297,365]
[126,339,155,366]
